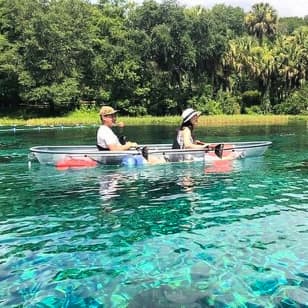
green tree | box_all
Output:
[223,36,275,112]
[0,0,40,109]
[245,2,278,45]
[129,0,196,114]
[1,0,95,114]
[187,4,244,101]
[278,17,307,35]
[0,34,20,108]
[272,26,308,102]
[210,4,245,37]
[87,1,151,115]
[274,82,308,114]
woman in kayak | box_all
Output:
[172,108,211,149]
[173,108,244,162]
[97,106,138,151]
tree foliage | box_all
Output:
[244,2,278,44]
[0,0,307,115]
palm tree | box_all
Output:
[222,36,256,93]
[245,2,278,45]
[222,36,276,112]
[274,27,308,99]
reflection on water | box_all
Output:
[0,123,307,307]
[99,173,122,202]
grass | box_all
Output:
[0,109,307,127]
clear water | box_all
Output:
[0,122,307,307]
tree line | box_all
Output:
[0,0,307,116]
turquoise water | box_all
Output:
[0,123,307,307]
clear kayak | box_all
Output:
[29,141,272,168]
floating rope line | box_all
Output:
[0,124,98,132]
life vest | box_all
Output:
[172,128,194,149]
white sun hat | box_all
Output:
[181,108,201,123]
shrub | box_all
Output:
[203,99,223,115]
[273,84,308,115]
[116,99,147,116]
[188,95,223,115]
[241,90,261,113]
[216,90,241,114]
[245,105,263,114]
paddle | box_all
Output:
[140,144,223,160]
[141,146,149,160]
[119,135,127,145]
[202,144,224,159]
[214,144,224,159]
[84,154,103,165]
[93,141,225,166]
[197,141,224,159]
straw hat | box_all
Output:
[99,106,118,116]
[182,108,201,123]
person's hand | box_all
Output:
[201,143,213,149]
[127,141,138,149]
[117,121,125,128]
[195,140,204,145]
[203,144,210,151]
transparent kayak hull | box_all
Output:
[29,141,272,167]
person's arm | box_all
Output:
[98,126,138,151]
[108,142,138,151]
[182,128,205,149]
[195,140,214,148]
[196,140,220,152]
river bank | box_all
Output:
[0,109,307,127]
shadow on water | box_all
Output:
[283,159,308,173]
[0,156,12,163]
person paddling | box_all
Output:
[172,108,212,150]
[96,106,165,164]
[97,106,138,151]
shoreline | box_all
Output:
[0,114,307,127]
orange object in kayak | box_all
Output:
[56,157,97,170]
[207,144,237,160]
[205,144,239,173]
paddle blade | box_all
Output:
[214,144,224,159]
[119,135,127,145]
[141,146,149,160]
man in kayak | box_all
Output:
[97,106,166,165]
[97,106,138,151]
